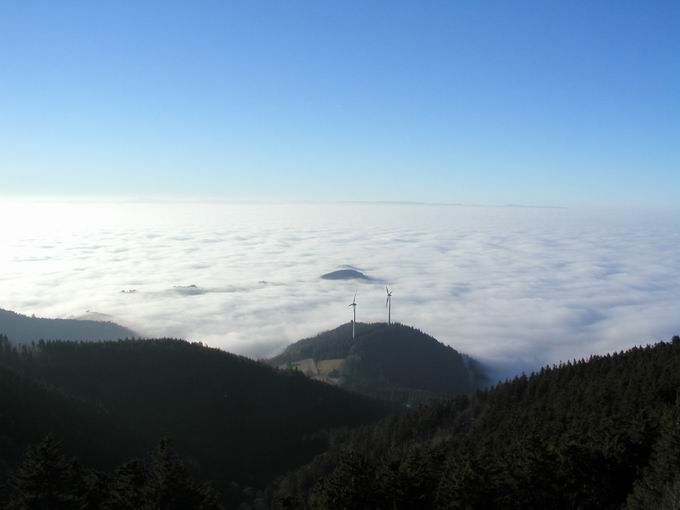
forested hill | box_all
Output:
[266,336,680,510]
[0,335,393,507]
[0,308,137,345]
[269,322,487,404]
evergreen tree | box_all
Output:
[104,459,149,510]
[310,451,375,510]
[146,439,222,510]
[6,435,87,510]
[628,402,680,509]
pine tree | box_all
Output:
[6,435,88,510]
[146,439,222,510]
[310,451,375,510]
[104,459,150,510]
[435,453,485,510]
[627,403,680,509]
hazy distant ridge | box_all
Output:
[0,308,137,345]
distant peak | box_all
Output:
[321,269,370,281]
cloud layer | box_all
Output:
[1,202,679,379]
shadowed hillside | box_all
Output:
[0,308,137,345]
[5,330,680,509]
[0,335,393,507]
[0,358,143,480]
[265,336,680,510]
[270,322,487,404]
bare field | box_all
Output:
[280,358,318,376]
[317,359,345,376]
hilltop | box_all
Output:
[320,269,371,281]
[0,308,137,345]
[269,322,486,404]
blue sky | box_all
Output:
[1,1,678,207]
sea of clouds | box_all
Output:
[1,201,679,379]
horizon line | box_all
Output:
[0,196,567,209]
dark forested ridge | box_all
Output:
[0,334,392,507]
[4,328,680,509]
[269,322,486,404]
[266,336,680,510]
[0,308,137,345]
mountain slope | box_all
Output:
[0,335,393,506]
[0,358,143,482]
[266,336,680,510]
[269,322,486,404]
[0,308,137,345]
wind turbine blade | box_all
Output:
[386,297,389,307]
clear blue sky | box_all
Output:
[1,1,678,207]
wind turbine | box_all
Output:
[349,292,357,339]
[385,286,393,325]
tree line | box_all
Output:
[4,332,680,508]
[264,336,680,509]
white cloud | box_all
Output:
[1,202,679,380]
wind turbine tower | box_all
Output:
[386,286,393,325]
[349,292,357,339]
